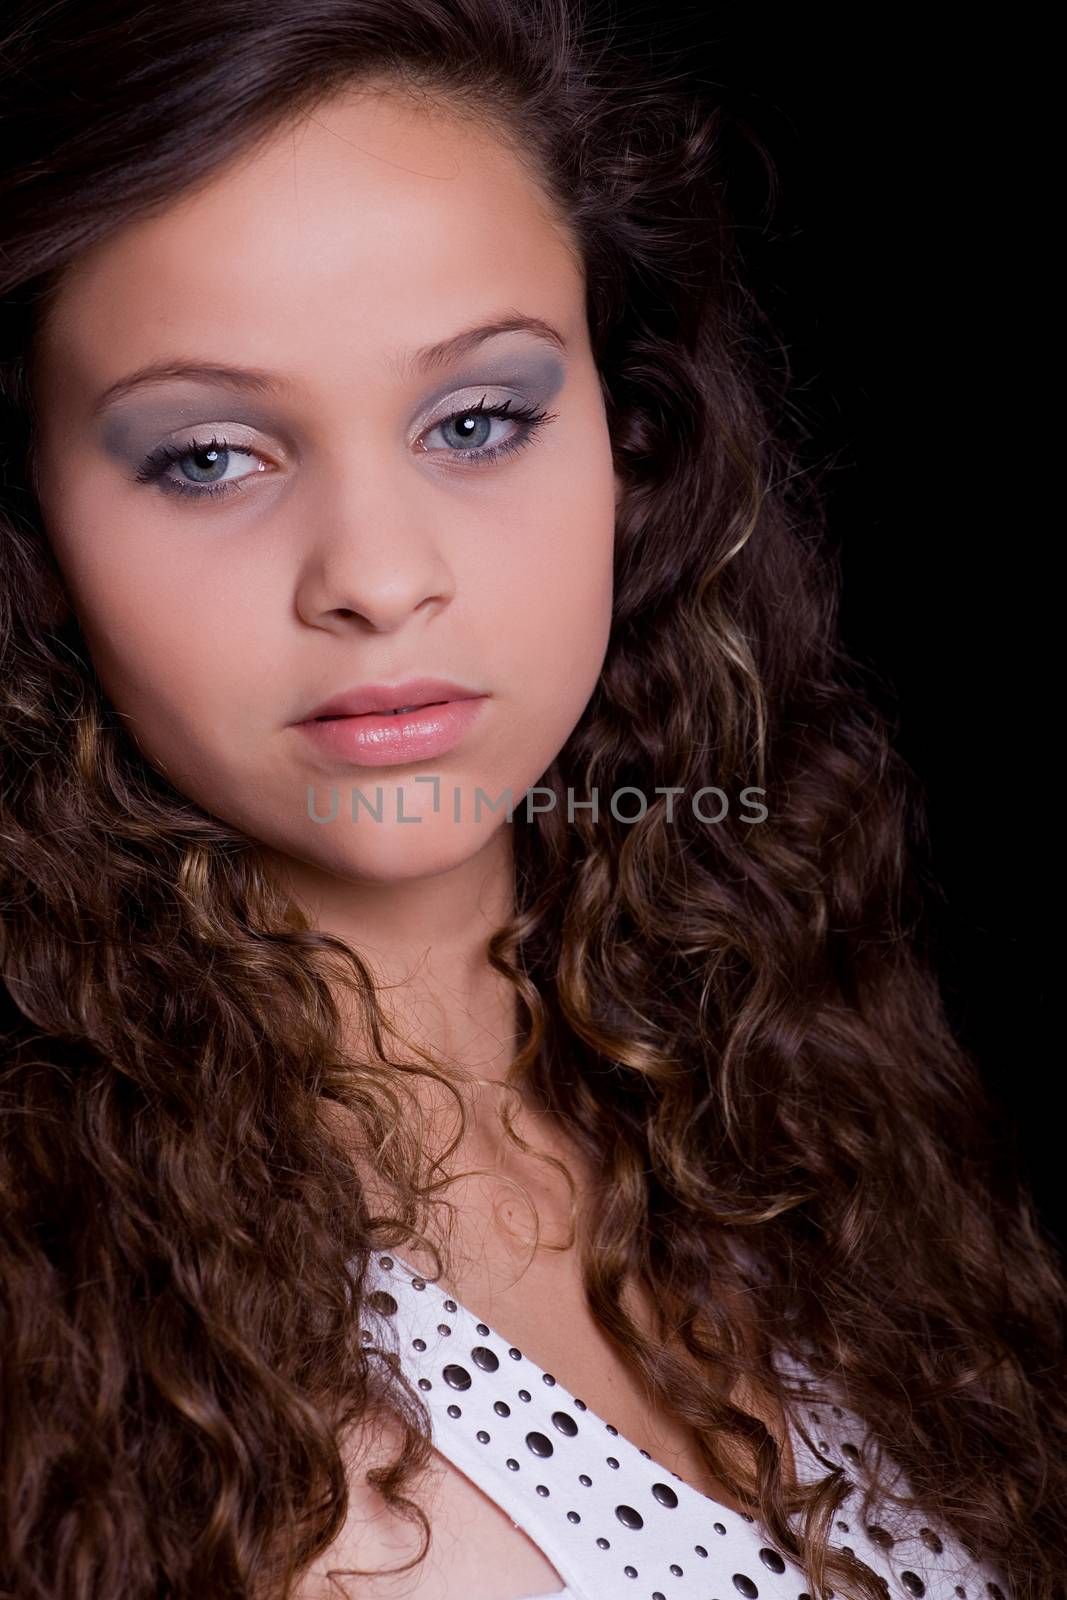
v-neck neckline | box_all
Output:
[359,1250,1007,1600]
[378,1248,822,1519]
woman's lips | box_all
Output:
[295,696,488,766]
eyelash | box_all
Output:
[132,395,557,503]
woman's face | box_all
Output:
[31,84,617,895]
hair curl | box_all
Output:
[1,1,1064,1596]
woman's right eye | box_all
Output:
[134,435,267,501]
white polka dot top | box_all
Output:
[362,1252,1011,1600]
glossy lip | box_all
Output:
[296,676,485,721]
[295,695,488,767]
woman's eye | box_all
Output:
[421,396,554,466]
[134,435,266,500]
[133,397,555,505]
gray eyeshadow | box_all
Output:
[97,349,567,465]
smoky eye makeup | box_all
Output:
[416,349,566,419]
[94,345,569,475]
[99,406,280,467]
[88,348,569,507]
[132,391,560,503]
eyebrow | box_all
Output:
[89,313,568,414]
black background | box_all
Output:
[608,6,1057,1247]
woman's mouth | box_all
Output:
[315,701,445,719]
[297,696,489,766]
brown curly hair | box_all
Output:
[1,1,1064,1597]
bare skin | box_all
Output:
[31,81,618,1098]
[302,1102,798,1600]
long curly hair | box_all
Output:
[1,1,1063,1596]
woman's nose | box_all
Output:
[293,467,457,634]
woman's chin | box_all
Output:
[288,815,510,888]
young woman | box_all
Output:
[0,2,1062,1598]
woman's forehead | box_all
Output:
[33,86,584,423]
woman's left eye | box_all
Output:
[134,396,556,505]
[419,396,554,464]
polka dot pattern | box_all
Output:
[362,1253,1011,1600]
